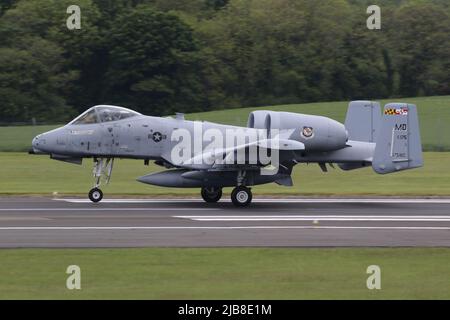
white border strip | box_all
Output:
[54,198,450,204]
[0,208,218,211]
[174,215,450,222]
[0,226,449,231]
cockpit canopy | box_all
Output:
[69,105,142,125]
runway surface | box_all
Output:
[0,196,450,247]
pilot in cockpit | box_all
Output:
[69,105,141,125]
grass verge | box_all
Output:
[1,248,450,299]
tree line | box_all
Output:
[0,0,449,123]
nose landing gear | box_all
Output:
[88,187,103,203]
[88,158,114,203]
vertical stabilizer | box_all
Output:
[344,101,381,142]
[372,103,423,174]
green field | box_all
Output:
[0,152,448,196]
[1,248,450,299]
[0,124,58,152]
[0,95,449,152]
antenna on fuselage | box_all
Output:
[175,113,185,120]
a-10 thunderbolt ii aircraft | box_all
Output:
[30,101,423,206]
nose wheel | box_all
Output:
[89,188,103,203]
[231,186,252,207]
[88,158,114,203]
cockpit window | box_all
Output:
[69,105,141,125]
[71,109,98,125]
[97,106,140,123]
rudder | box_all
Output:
[372,103,423,174]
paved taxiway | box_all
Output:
[0,196,450,247]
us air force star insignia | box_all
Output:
[302,126,314,138]
[152,132,162,142]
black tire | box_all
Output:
[88,188,103,203]
[231,186,252,207]
[201,187,222,203]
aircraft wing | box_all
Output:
[179,138,305,170]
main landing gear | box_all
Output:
[231,186,252,207]
[200,186,253,207]
[88,158,114,203]
[201,187,223,203]
[231,170,252,207]
[200,171,253,207]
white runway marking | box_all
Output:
[175,215,450,222]
[54,198,450,204]
[54,198,207,203]
[0,226,449,230]
[0,208,218,211]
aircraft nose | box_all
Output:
[32,135,39,147]
[31,127,69,155]
[30,134,44,154]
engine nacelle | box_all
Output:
[248,110,348,151]
[247,110,271,130]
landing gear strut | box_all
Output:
[229,170,252,207]
[201,187,222,203]
[88,158,114,203]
